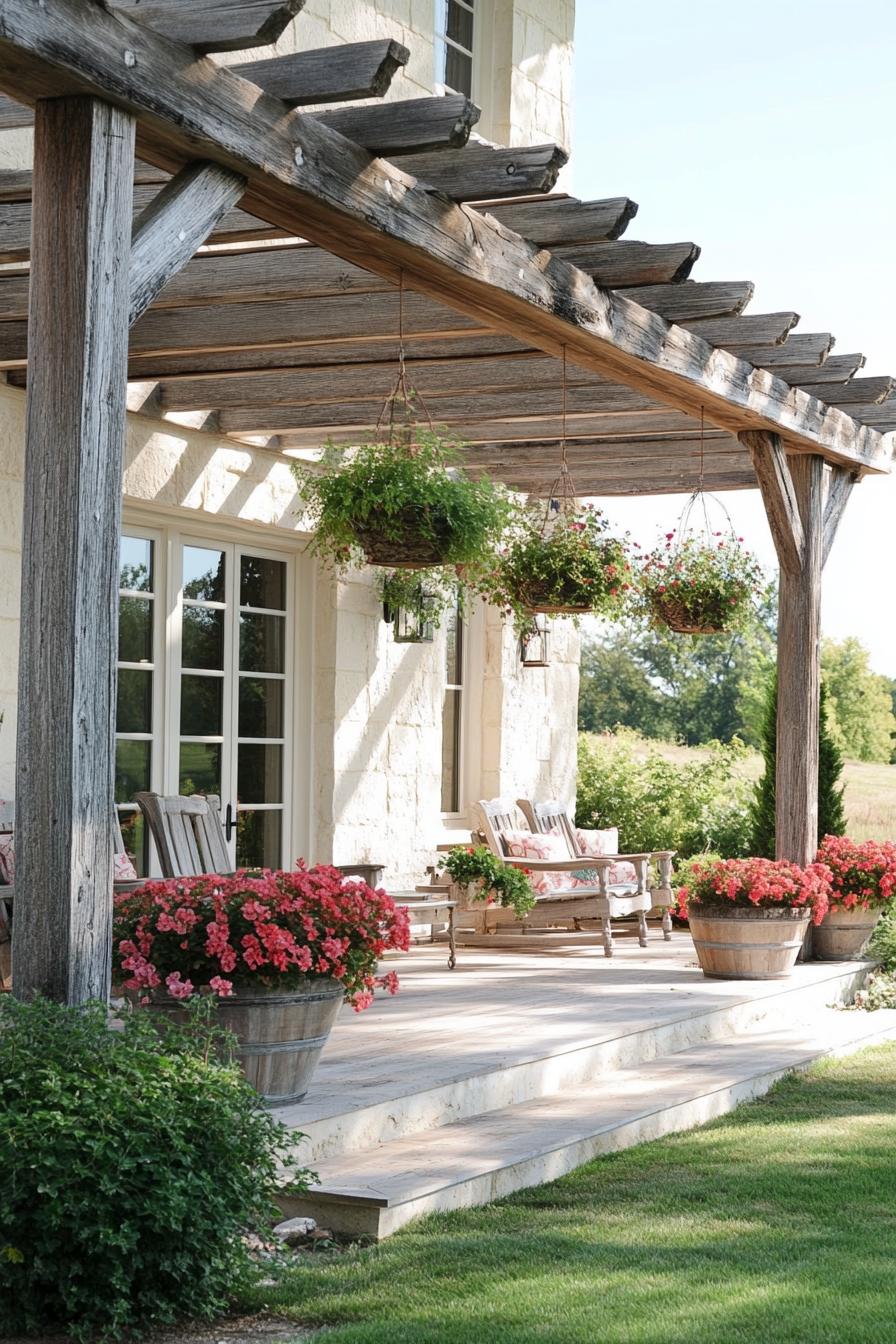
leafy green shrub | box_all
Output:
[0,996,310,1341]
[576,731,753,860]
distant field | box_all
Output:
[612,736,896,842]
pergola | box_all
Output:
[0,0,891,1004]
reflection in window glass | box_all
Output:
[239,677,284,739]
[240,613,285,674]
[179,742,222,797]
[237,744,283,806]
[182,605,225,670]
[118,597,153,664]
[120,535,153,592]
[240,555,286,610]
[182,546,225,603]
[117,669,153,736]
[441,601,464,812]
[436,0,475,98]
[180,674,224,738]
[115,739,151,803]
[237,810,282,869]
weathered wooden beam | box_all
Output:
[232,39,409,106]
[0,0,885,472]
[488,467,758,496]
[822,466,857,566]
[613,280,753,321]
[797,376,895,406]
[0,291,487,367]
[158,352,638,412]
[129,161,247,324]
[734,334,834,368]
[833,404,896,429]
[739,429,805,577]
[399,142,568,200]
[775,453,825,870]
[555,241,700,286]
[313,94,480,155]
[110,0,305,53]
[460,434,743,468]
[484,196,638,245]
[0,89,29,125]
[777,354,865,386]
[12,97,135,1004]
[0,188,285,264]
[217,380,663,434]
[684,312,800,348]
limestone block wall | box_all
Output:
[479,608,579,809]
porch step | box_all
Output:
[281,1006,896,1240]
[279,959,872,1162]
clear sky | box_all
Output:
[571,0,896,673]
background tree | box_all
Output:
[821,637,896,763]
[750,673,846,858]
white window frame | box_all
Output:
[118,511,310,873]
[434,0,478,101]
[441,599,483,822]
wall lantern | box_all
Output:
[382,577,437,644]
[520,614,550,667]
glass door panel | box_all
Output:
[235,551,287,868]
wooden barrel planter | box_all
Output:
[688,904,811,979]
[146,979,344,1105]
[814,906,882,961]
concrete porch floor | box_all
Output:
[271,930,896,1237]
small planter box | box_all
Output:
[814,906,882,961]
[688,904,811,980]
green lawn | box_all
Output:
[244,1045,896,1344]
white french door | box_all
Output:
[172,538,292,870]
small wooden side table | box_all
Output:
[397,895,458,969]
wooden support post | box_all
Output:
[775,453,824,867]
[12,97,135,1003]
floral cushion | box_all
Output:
[0,834,12,885]
[0,834,137,885]
[575,826,637,884]
[500,829,571,895]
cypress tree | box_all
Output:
[749,672,846,857]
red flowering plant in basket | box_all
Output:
[113,865,411,1012]
[816,835,896,911]
[675,856,831,925]
[636,529,764,635]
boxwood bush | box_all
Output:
[0,996,309,1341]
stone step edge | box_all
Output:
[282,1012,896,1239]
[288,962,871,1162]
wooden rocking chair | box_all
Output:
[518,799,676,942]
[467,797,655,957]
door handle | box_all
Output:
[224,802,238,842]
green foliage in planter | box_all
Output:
[0,996,311,1342]
[378,567,459,631]
[481,504,631,626]
[439,844,536,918]
[576,730,753,859]
[750,673,846,858]
[293,427,512,569]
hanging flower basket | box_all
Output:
[638,529,763,636]
[482,503,631,625]
[293,425,511,573]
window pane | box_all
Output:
[182,605,224,670]
[117,669,152,734]
[118,596,153,664]
[444,44,473,96]
[179,742,221,797]
[447,0,474,51]
[238,744,283,805]
[120,536,153,592]
[183,546,225,603]
[115,740,151,803]
[118,808,149,878]
[441,688,461,812]
[240,613,285,674]
[239,677,284,739]
[180,673,223,737]
[237,809,282,869]
[240,555,286,610]
[444,605,463,684]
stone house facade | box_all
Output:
[0,0,579,886]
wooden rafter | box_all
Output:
[109,0,306,53]
[231,39,409,105]
[0,0,888,473]
[739,429,805,576]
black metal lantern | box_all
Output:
[520,614,550,667]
